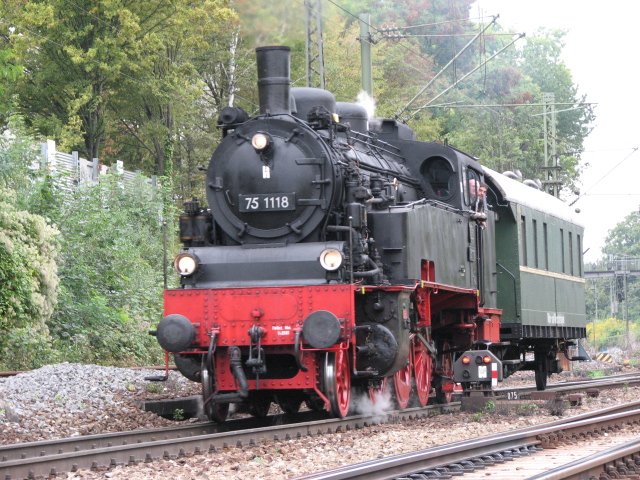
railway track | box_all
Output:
[0,404,457,479]
[526,438,640,479]
[295,400,640,479]
[497,371,640,398]
[2,372,640,479]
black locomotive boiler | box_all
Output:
[153,46,587,421]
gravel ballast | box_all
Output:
[1,362,638,479]
[0,363,200,444]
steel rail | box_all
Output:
[496,371,640,397]
[0,409,347,462]
[294,401,640,480]
[0,404,457,479]
[526,438,640,479]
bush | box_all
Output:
[0,188,59,369]
[49,173,166,365]
[586,317,640,350]
[0,117,40,200]
[2,326,58,369]
[1,122,166,367]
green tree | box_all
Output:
[519,30,594,189]
[603,211,640,257]
[0,43,22,127]
[7,0,234,171]
[8,0,145,157]
[109,0,236,176]
[586,211,640,332]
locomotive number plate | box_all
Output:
[239,193,296,212]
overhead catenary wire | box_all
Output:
[379,15,491,31]
[404,31,525,122]
[324,0,438,76]
[386,33,518,38]
[393,15,500,121]
[424,102,596,109]
[569,147,640,206]
[324,0,518,119]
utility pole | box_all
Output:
[624,268,629,350]
[305,0,325,89]
[359,13,373,96]
[593,281,598,350]
[585,256,640,350]
[541,92,561,197]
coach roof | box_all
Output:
[483,166,584,227]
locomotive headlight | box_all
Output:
[174,253,199,276]
[251,132,270,151]
[319,248,343,271]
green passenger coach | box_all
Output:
[485,168,587,389]
[454,167,587,391]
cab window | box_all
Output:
[465,169,481,207]
[423,157,454,199]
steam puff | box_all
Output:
[357,91,376,119]
[352,387,393,419]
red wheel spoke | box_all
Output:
[368,378,388,404]
[437,341,454,404]
[325,350,351,418]
[392,353,412,409]
[412,337,432,407]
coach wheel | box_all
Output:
[391,354,413,409]
[201,367,229,423]
[435,341,454,404]
[276,393,304,414]
[534,352,549,391]
[323,350,351,417]
[247,392,272,418]
[368,377,388,405]
[412,336,432,407]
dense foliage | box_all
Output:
[0,189,59,368]
[586,316,640,352]
[0,121,59,368]
[50,175,167,365]
[0,121,166,369]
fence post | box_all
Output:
[71,151,80,185]
[91,158,99,181]
[41,139,57,172]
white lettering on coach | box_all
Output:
[547,313,566,325]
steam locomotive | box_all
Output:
[153,46,587,421]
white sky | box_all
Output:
[472,0,640,263]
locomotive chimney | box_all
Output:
[256,46,291,115]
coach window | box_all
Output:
[577,234,583,276]
[521,215,528,266]
[560,228,565,273]
[543,222,549,270]
[569,231,574,275]
[533,219,539,268]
